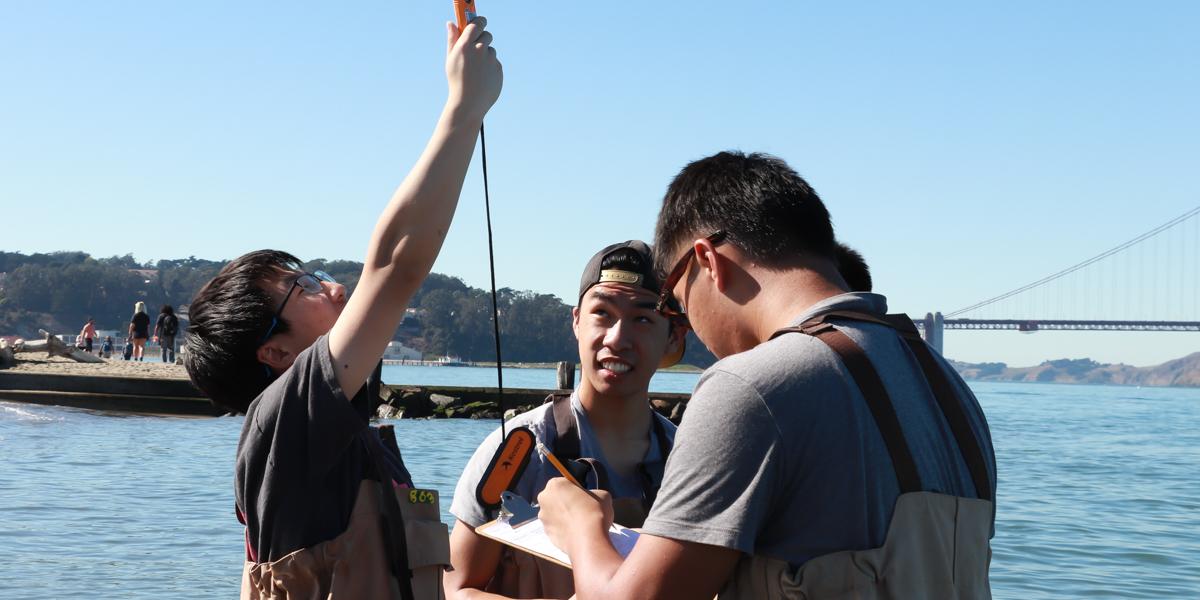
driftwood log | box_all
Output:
[9,331,106,364]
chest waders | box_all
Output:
[240,425,452,600]
[485,394,674,598]
[721,311,994,600]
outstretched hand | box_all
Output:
[445,16,502,121]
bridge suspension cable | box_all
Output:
[946,205,1200,318]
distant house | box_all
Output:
[397,308,422,336]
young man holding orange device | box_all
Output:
[444,241,687,599]
[183,16,502,600]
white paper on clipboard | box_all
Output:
[475,517,640,569]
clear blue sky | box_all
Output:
[2,2,1197,367]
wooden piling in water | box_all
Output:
[555,361,575,390]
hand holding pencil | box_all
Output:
[537,474,616,560]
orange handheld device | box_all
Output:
[452,0,478,31]
[476,426,535,509]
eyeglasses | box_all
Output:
[655,230,726,327]
[259,270,336,344]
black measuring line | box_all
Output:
[478,123,506,438]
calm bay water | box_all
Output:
[379,363,703,393]
[1,367,1197,598]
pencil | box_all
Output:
[537,442,601,501]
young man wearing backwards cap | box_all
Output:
[444,240,687,600]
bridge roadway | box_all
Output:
[914,319,1200,333]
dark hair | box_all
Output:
[601,247,650,282]
[159,304,174,316]
[653,151,836,276]
[835,242,872,292]
[183,249,301,413]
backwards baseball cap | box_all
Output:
[577,240,686,368]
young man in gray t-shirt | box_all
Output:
[181,21,503,596]
[537,152,996,599]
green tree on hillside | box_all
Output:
[0,250,719,367]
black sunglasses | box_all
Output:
[655,231,727,328]
[259,270,336,344]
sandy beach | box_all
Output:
[2,354,190,380]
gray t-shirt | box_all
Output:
[451,392,677,528]
[235,335,412,563]
[641,292,996,567]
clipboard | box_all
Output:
[476,517,640,569]
[474,494,640,569]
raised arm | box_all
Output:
[328,18,502,397]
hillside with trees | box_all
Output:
[950,354,1200,387]
[0,251,717,367]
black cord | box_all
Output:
[480,123,505,439]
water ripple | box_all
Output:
[2,380,1199,599]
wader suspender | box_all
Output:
[772,312,992,501]
[549,394,672,507]
[365,425,417,600]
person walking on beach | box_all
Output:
[78,318,98,354]
[127,302,150,361]
[100,336,114,359]
[538,151,997,599]
[153,305,179,363]
[444,240,686,600]
[183,18,501,599]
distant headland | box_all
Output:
[951,353,1200,387]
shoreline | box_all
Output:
[1,353,189,380]
[3,355,1195,415]
[1,355,1195,388]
